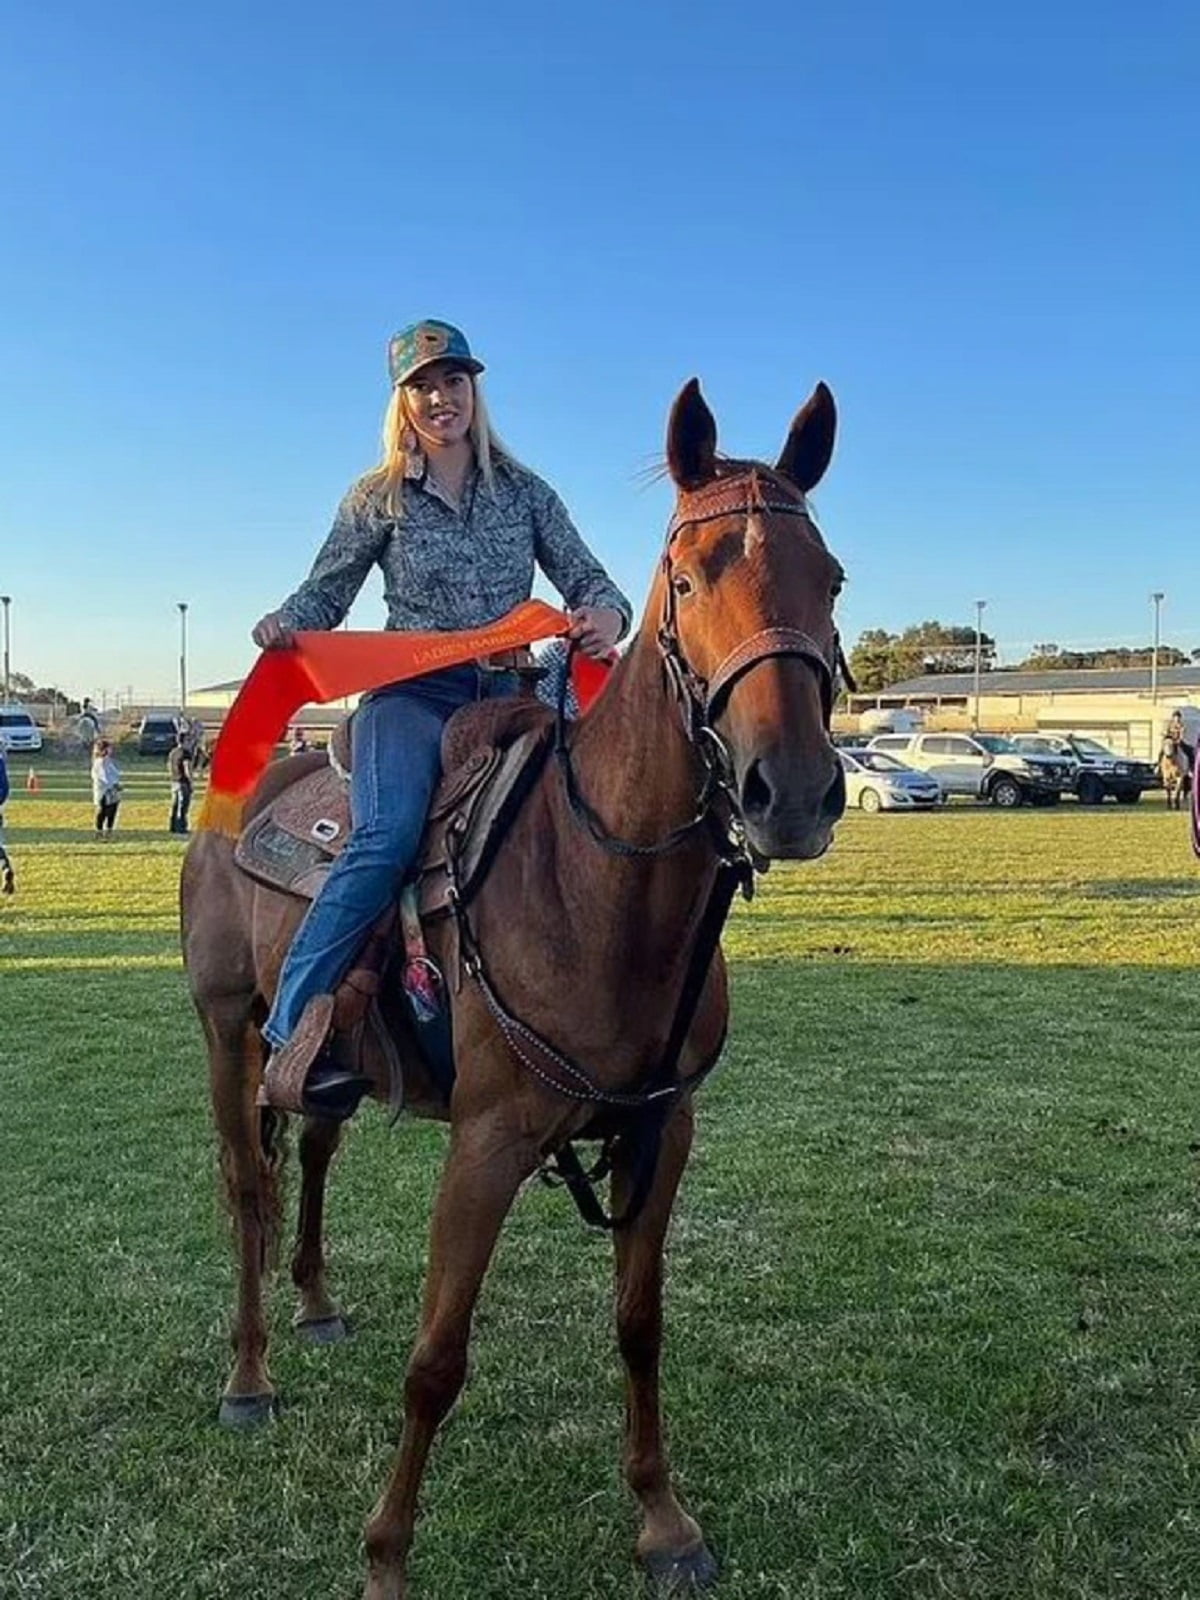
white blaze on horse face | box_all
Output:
[743,513,767,556]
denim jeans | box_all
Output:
[263,664,513,1049]
[170,780,192,834]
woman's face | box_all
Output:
[402,361,475,451]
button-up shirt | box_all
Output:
[277,456,632,639]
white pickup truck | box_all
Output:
[866,731,1074,807]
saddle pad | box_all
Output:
[235,764,350,899]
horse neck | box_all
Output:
[553,620,722,956]
[569,619,711,853]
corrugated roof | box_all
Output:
[866,665,1200,698]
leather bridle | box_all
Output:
[659,468,846,732]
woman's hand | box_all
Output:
[567,606,622,660]
[251,611,296,650]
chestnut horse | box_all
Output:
[181,378,847,1598]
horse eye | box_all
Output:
[831,578,844,600]
[672,573,695,598]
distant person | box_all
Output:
[77,697,101,747]
[289,726,311,756]
[184,716,208,771]
[0,734,14,894]
[91,739,122,837]
[168,731,194,835]
[1168,709,1194,797]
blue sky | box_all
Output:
[1,0,1196,704]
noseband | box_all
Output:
[555,467,852,863]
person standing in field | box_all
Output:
[0,735,15,893]
[91,739,122,837]
[168,730,194,835]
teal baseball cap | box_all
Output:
[387,320,484,387]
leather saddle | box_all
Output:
[234,697,555,922]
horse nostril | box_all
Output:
[740,758,773,821]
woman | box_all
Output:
[253,319,630,1118]
[91,739,122,837]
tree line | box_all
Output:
[847,623,1197,693]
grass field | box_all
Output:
[4,759,1200,1599]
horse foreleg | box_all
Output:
[613,1098,717,1590]
[291,1114,350,1342]
[205,999,282,1427]
[362,1110,536,1600]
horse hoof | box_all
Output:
[642,1543,718,1591]
[218,1392,278,1429]
[294,1312,352,1345]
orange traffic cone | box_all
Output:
[26,767,40,792]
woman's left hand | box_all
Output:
[567,606,622,659]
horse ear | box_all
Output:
[775,381,837,492]
[666,379,718,490]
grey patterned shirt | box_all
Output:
[277,456,632,639]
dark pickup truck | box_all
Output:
[1009,735,1159,804]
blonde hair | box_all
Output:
[364,376,518,517]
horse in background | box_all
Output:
[1159,735,1188,810]
[182,376,848,1599]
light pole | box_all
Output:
[0,595,10,705]
[1150,591,1164,705]
[973,598,987,731]
[177,602,189,714]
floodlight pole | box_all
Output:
[973,599,987,732]
[1150,591,1164,705]
[178,602,189,714]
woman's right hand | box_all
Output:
[251,611,295,650]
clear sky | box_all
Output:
[1,0,1197,705]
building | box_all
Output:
[843,665,1200,759]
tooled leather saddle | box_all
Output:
[234,697,555,922]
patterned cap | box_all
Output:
[387,320,485,387]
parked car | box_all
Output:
[838,748,943,812]
[867,731,1073,807]
[0,706,44,752]
[137,713,185,756]
[1008,734,1157,805]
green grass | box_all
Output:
[4,770,1200,1598]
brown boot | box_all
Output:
[259,995,372,1122]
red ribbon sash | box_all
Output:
[198,600,572,836]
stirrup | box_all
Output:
[259,995,371,1121]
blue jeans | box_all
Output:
[263,664,513,1049]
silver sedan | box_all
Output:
[839,748,943,812]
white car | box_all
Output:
[839,747,943,812]
[0,706,43,753]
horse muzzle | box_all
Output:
[736,744,845,860]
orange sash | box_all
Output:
[198,600,571,837]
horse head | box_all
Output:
[658,378,847,860]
